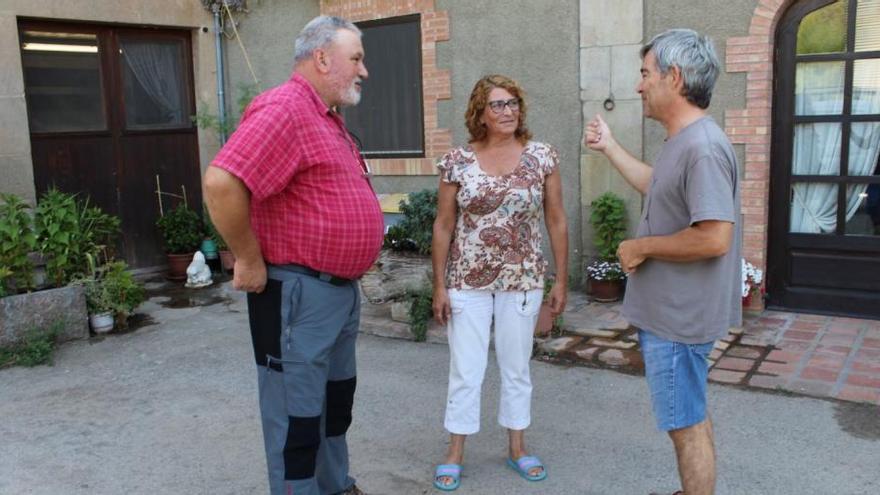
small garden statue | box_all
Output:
[185,251,213,288]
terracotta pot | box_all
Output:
[219,250,235,272]
[166,252,194,281]
[589,278,624,302]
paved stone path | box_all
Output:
[534,293,880,406]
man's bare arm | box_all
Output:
[203,166,267,292]
[617,220,734,273]
[584,114,653,195]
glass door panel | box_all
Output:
[119,37,190,129]
[20,30,106,132]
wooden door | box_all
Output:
[768,0,880,319]
[20,20,201,269]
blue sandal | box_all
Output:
[507,455,547,482]
[433,464,462,491]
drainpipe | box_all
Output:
[213,3,227,145]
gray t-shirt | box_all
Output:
[623,116,742,344]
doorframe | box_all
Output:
[19,18,201,269]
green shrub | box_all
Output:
[34,189,120,287]
[156,204,203,254]
[406,285,434,342]
[0,194,36,293]
[0,321,63,368]
[34,189,83,286]
[79,199,121,260]
[193,83,260,138]
[590,192,627,261]
[383,189,438,255]
[79,261,145,320]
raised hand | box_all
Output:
[584,114,614,152]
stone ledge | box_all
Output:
[0,285,88,346]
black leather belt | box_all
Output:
[285,264,352,286]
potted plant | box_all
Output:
[204,208,234,272]
[156,203,203,280]
[585,260,627,302]
[80,261,145,333]
[587,192,628,302]
[742,259,764,308]
[535,276,563,336]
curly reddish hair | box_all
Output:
[465,74,532,145]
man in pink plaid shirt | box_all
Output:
[204,15,382,495]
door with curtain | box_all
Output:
[770,0,880,318]
[19,20,200,269]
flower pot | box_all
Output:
[589,278,624,302]
[166,252,194,281]
[89,311,115,334]
[200,239,218,259]
[219,250,235,272]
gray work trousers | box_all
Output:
[246,265,360,495]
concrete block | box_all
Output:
[390,301,411,323]
[610,44,643,99]
[579,47,610,100]
[360,250,432,304]
[580,153,611,205]
[0,285,89,346]
[580,0,643,46]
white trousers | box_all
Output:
[443,288,544,435]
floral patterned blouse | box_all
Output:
[437,141,559,291]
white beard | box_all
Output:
[337,81,361,107]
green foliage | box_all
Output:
[0,266,11,297]
[79,200,121,259]
[156,204,204,254]
[797,0,847,55]
[33,189,120,287]
[34,189,79,286]
[383,189,438,255]
[203,206,227,250]
[590,192,627,261]
[79,261,145,320]
[192,83,260,138]
[406,285,434,342]
[0,194,36,293]
[0,321,63,368]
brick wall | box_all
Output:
[724,0,795,309]
[321,0,451,175]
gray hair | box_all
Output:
[293,16,361,65]
[641,29,720,109]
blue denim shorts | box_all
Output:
[639,329,714,432]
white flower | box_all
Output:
[742,259,763,298]
[586,260,626,281]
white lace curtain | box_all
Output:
[791,61,880,233]
[120,40,185,126]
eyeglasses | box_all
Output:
[487,98,520,114]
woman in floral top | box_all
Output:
[431,75,568,491]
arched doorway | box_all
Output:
[769,0,880,318]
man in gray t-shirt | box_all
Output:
[584,29,740,495]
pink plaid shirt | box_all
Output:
[212,73,384,279]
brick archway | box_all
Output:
[724,0,797,308]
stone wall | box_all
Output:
[0,285,89,346]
